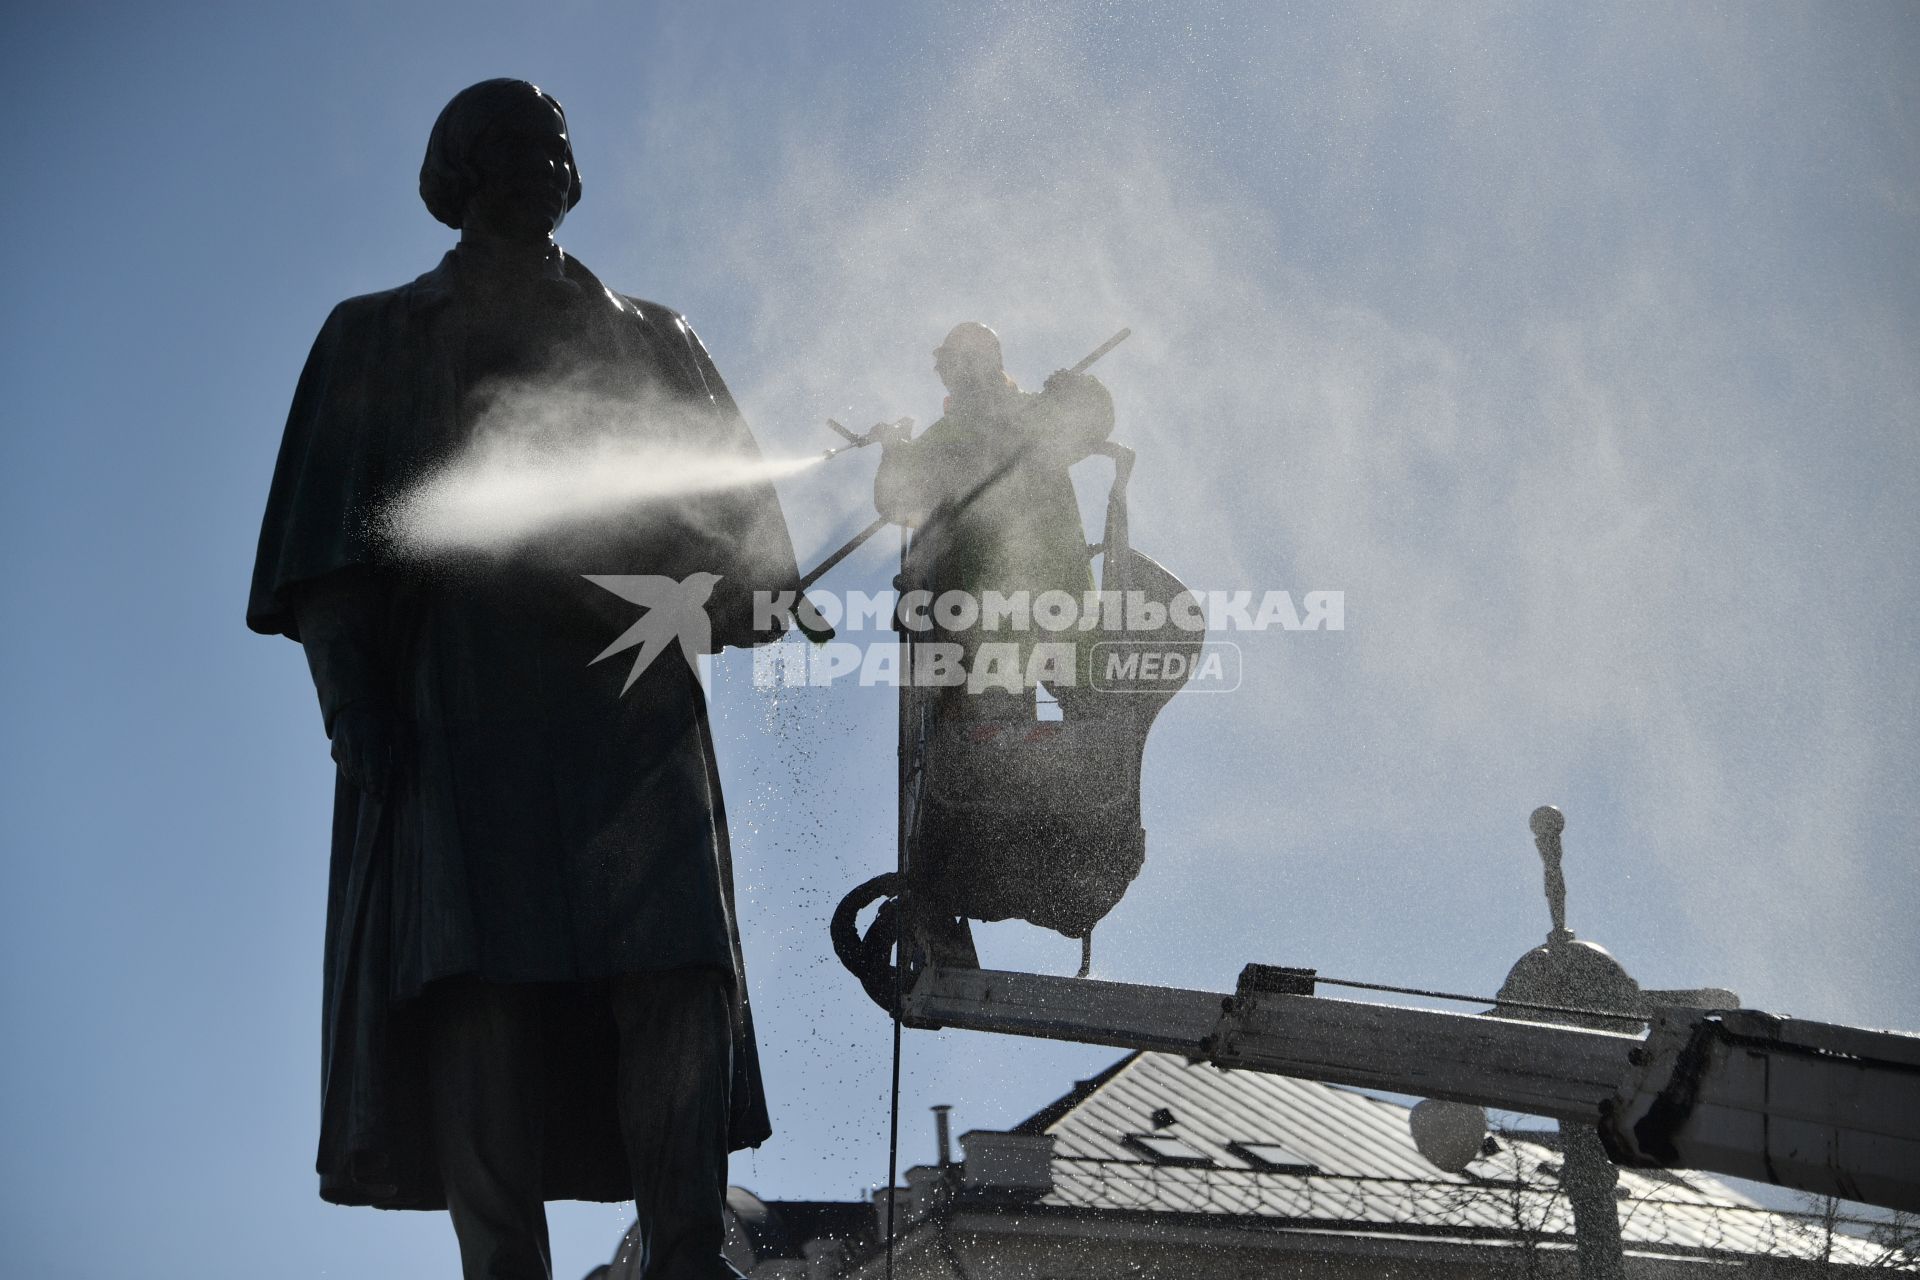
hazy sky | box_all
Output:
[2,3,1915,1277]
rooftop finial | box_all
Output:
[1530,805,1572,944]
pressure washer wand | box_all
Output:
[821,417,913,462]
[799,516,889,593]
[1070,326,1131,374]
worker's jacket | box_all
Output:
[874,373,1114,639]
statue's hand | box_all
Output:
[330,704,398,796]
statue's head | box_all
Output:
[933,322,1005,397]
[420,79,582,241]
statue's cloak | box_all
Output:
[248,250,795,1209]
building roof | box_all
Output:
[692,1049,1909,1278]
[1021,1050,1893,1267]
[724,1188,875,1262]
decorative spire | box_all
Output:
[1530,805,1574,945]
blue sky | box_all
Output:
[2,3,1915,1276]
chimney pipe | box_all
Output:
[932,1104,953,1166]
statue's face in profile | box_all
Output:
[464,90,578,244]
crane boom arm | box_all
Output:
[902,964,1920,1213]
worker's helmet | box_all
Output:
[933,321,1006,394]
[936,321,1003,367]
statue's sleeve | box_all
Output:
[247,296,399,640]
[291,568,391,736]
[669,312,801,648]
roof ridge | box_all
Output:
[1012,1051,1141,1134]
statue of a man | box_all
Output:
[247,79,796,1280]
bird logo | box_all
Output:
[584,571,722,694]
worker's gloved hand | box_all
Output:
[330,703,398,796]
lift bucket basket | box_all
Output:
[906,444,1199,940]
[912,712,1146,938]
[833,444,1199,999]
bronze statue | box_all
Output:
[248,79,796,1279]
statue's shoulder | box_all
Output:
[616,292,722,366]
[619,292,694,336]
[606,292,736,407]
[310,290,407,344]
[553,253,702,351]
[321,287,401,330]
[319,256,458,335]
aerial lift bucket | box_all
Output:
[834,442,1200,1008]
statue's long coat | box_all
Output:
[248,249,795,1209]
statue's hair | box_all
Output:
[419,79,583,230]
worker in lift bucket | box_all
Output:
[873,321,1114,718]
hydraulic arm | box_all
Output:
[902,962,1920,1213]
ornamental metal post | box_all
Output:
[1497,806,1628,1280]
